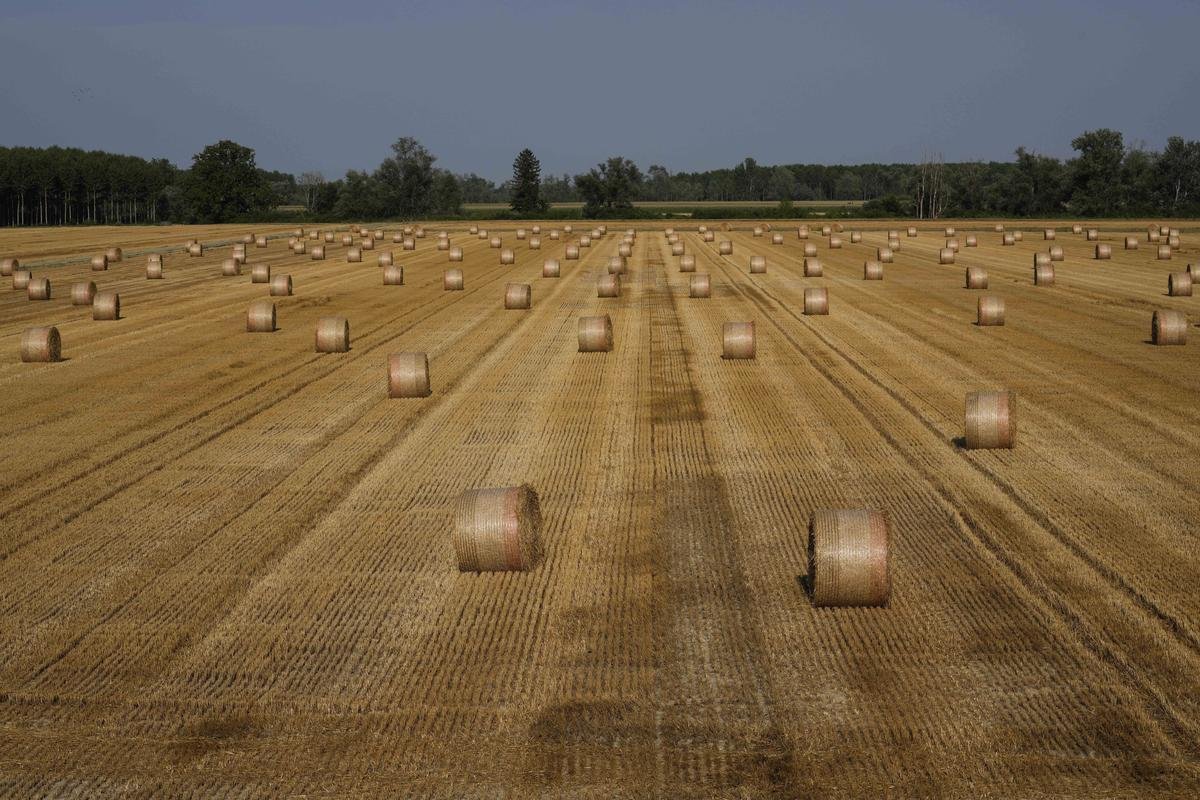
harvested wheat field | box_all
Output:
[1,220,1199,798]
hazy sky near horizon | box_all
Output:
[1,0,1197,182]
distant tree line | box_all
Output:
[2,128,1198,225]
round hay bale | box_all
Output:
[504,283,531,309]
[374,229,385,241]
[566,244,580,260]
[850,231,863,244]
[106,246,123,263]
[222,258,241,276]
[383,265,405,286]
[750,255,767,274]
[402,238,415,251]
[1152,309,1188,345]
[804,287,829,315]
[252,264,271,284]
[965,390,1015,449]
[808,509,890,607]
[309,230,320,240]
[146,261,163,280]
[597,275,620,298]
[393,233,404,244]
[753,226,764,237]
[1044,228,1056,240]
[821,225,832,236]
[1049,245,1064,261]
[703,231,715,242]
[444,269,464,290]
[1034,264,1055,286]
[1013,231,1024,242]
[667,234,680,245]
[941,226,955,237]
[1157,244,1172,260]
[690,274,711,298]
[315,316,350,353]
[772,232,784,245]
[939,248,956,264]
[20,326,61,363]
[12,270,31,290]
[592,227,604,239]
[489,236,501,248]
[1086,228,1099,241]
[977,295,1005,326]
[1169,227,1181,238]
[242,233,254,244]
[324,232,335,243]
[1002,233,1015,246]
[907,226,918,237]
[804,257,823,277]
[437,238,450,251]
[1169,235,1181,250]
[93,291,120,320]
[680,254,696,273]
[579,235,592,248]
[469,225,479,235]
[803,243,818,258]
[719,240,733,255]
[27,277,50,300]
[618,242,632,257]
[1160,225,1171,236]
[453,485,542,572]
[449,246,464,262]
[415,227,426,239]
[529,237,542,250]
[532,225,542,235]
[256,235,269,248]
[832,223,841,233]
[1189,263,1199,278]
[578,315,613,352]
[292,241,307,255]
[341,234,353,246]
[946,238,960,252]
[1033,252,1051,267]
[877,247,894,264]
[71,281,96,305]
[608,256,626,274]
[994,223,1005,232]
[965,234,978,247]
[188,243,203,257]
[516,228,527,240]
[310,245,326,260]
[671,242,685,256]
[888,237,902,251]
[246,300,277,333]
[829,236,843,249]
[347,247,362,263]
[797,226,810,239]
[549,229,561,240]
[0,257,17,276]
[1095,243,1112,260]
[388,352,431,398]
[149,252,164,265]
[863,260,884,280]
[500,248,515,265]
[542,259,561,278]
[722,321,755,359]
[697,225,707,233]
[232,252,247,266]
[270,274,293,296]
[1168,272,1192,297]
[294,228,305,237]
[361,238,376,251]
[965,267,988,289]
[1072,223,1083,234]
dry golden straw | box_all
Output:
[597,274,620,298]
[530,237,542,250]
[444,269,464,290]
[907,226,918,237]
[379,251,394,266]
[977,295,1005,326]
[808,509,891,607]
[690,274,711,297]
[453,485,542,572]
[542,259,560,278]
[750,255,767,274]
[500,248,515,265]
[222,258,240,276]
[829,236,843,249]
[965,234,978,247]
[0,257,17,276]
[1086,229,1099,241]
[91,254,108,271]
[1167,272,1192,297]
[939,248,955,265]
[719,240,733,255]
[965,267,988,289]
[383,266,405,285]
[1044,228,1056,240]
[1002,233,1015,246]
[722,321,756,359]
[803,243,818,258]
[71,281,96,305]
[679,255,696,272]
[315,316,350,353]
[1049,245,1064,261]
[863,260,883,280]
[804,287,829,315]
[772,233,784,245]
[449,247,463,262]
[504,283,531,309]
[93,291,120,320]
[608,256,626,274]
[566,245,580,260]
[1033,252,1051,267]
[270,274,293,296]
[578,315,613,352]
[20,326,61,363]
[1034,264,1055,286]
[1095,244,1112,260]
[804,257,823,277]
[12,270,32,290]
[256,235,269,248]
[146,261,163,280]
[25,276,50,300]
[1152,309,1187,345]
[965,390,1015,448]
[388,352,431,398]
[246,300,277,333]
[251,264,271,284]
[293,241,307,255]
[1157,245,1172,260]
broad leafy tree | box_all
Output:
[182,140,273,223]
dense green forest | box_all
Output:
[2,128,1197,225]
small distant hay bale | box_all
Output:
[12,269,32,290]
[1002,233,1015,246]
[965,234,978,247]
[388,352,431,398]
[808,509,891,607]
[994,223,1005,232]
[1168,235,1181,250]
[863,260,883,280]
[444,269,464,290]
[309,230,320,240]
[361,238,376,251]
[753,226,764,237]
[1072,223,1083,234]
[719,240,733,255]
[372,229,384,241]
[820,225,832,236]
[679,254,696,273]
[907,226,917,237]
[667,233,679,245]
[1152,309,1188,345]
[977,295,1005,326]
[1095,244,1112,260]
[945,238,960,252]
[71,281,96,305]
[580,235,592,248]
[489,236,502,248]
[27,277,51,300]
[469,225,479,234]
[542,259,560,278]
[1189,263,1200,278]
[877,246,894,263]
[325,232,335,243]
[1086,228,1099,241]
[703,231,715,242]
[690,274,711,297]
[453,485,542,572]
[449,246,464,262]
[270,274,293,296]
[578,315,613,352]
[1044,228,1056,240]
[0,257,17,276]
[1033,252,1051,267]
[246,300,277,332]
[829,236,843,249]
[671,242,685,256]
[803,243,818,257]
[347,247,363,263]
[608,256,626,274]
[1013,231,1024,242]
[415,227,426,239]
[504,282,531,309]
[517,228,529,240]
[256,235,269,248]
[1034,264,1055,286]
[341,234,353,246]
[242,233,254,244]
[106,246,124,262]
[722,321,756,359]
[403,238,416,251]
[618,242,631,257]
[304,245,323,261]
[93,291,120,320]
[315,316,350,353]
[850,231,862,243]
[437,239,450,251]
[293,241,307,255]
[1168,272,1192,297]
[1157,245,1172,260]
[549,229,561,240]
[532,225,542,235]
[750,255,767,274]
[592,227,604,239]
[965,267,988,289]
[146,261,163,280]
[804,257,823,277]
[383,265,405,285]
[597,274,620,297]
[500,248,515,265]
[379,251,394,267]
[697,225,707,233]
[804,287,829,315]
[530,237,542,250]
[965,390,1015,449]
[251,264,271,284]
[797,226,810,239]
[188,243,203,257]
[566,244,580,260]
[939,248,955,264]
[832,223,841,233]
[392,233,404,244]
[772,232,784,245]
[222,258,241,276]
[1160,225,1171,236]
[1048,245,1064,261]
[20,326,61,363]
[888,237,901,251]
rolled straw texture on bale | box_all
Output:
[703,231,715,242]
[504,283,531,309]
[721,321,756,359]
[27,278,50,300]
[877,247,893,263]
[383,266,405,286]
[530,237,541,250]
[821,225,832,236]
[20,326,61,363]
[1033,252,1051,268]
[1072,224,1083,234]
[851,231,863,243]
[797,226,810,239]
[444,269,464,290]
[965,235,978,247]
[808,509,891,607]
[71,281,96,305]
[1049,245,1064,261]
[106,246,123,262]
[256,236,269,247]
[347,248,362,263]
[1168,272,1192,297]
[679,255,696,272]
[829,236,843,249]
[803,243,818,258]
[907,227,918,237]
[939,248,955,264]
[946,239,960,252]
[1152,310,1188,345]
[944,226,956,237]
[449,247,463,262]
[12,270,31,290]
[1095,244,1112,259]
[1013,231,1024,241]
[542,259,560,278]
[1158,245,1173,260]
[1034,264,1055,286]
[453,485,542,572]
[388,352,431,398]
[566,245,580,260]
[671,243,684,256]
[719,241,733,255]
[608,256,626,274]
[270,274,293,296]
[1086,229,1099,241]
[91,254,108,271]
[549,230,561,240]
[1044,228,1056,240]
[804,258,823,277]
[965,390,1015,449]
[500,248,515,265]
[994,223,1005,232]
[489,236,502,248]
[341,234,353,246]
[772,233,784,244]
[188,243,203,257]
[690,274,711,297]
[146,262,163,279]
[292,241,307,255]
[315,317,350,352]
[1123,236,1138,249]
[1002,233,1015,246]
[977,296,1005,326]
[246,300,277,332]
[863,260,883,280]
[578,315,613,352]
[804,287,829,315]
[93,291,120,320]
[597,275,620,297]
[378,251,393,267]
[251,264,271,284]
[749,255,767,274]
[222,258,240,276]
[0,257,17,276]
[965,267,988,289]
[403,238,415,251]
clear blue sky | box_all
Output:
[1,0,1197,182]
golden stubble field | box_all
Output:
[1,218,1198,798]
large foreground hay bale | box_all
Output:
[383,265,405,285]
[27,277,50,300]
[453,485,542,572]
[444,269,464,290]
[504,283,531,309]
[804,287,829,315]
[578,315,613,351]
[965,266,988,289]
[1152,309,1187,345]
[388,352,431,398]
[690,274,711,297]
[71,281,96,305]
[965,390,1015,449]
[20,326,60,362]
[542,259,560,278]
[1168,272,1192,297]
[93,291,120,320]
[270,274,293,296]
[722,321,756,359]
[808,509,891,607]
[246,300,277,332]
[315,316,350,352]
[977,296,1005,326]
[863,260,883,280]
[1095,244,1112,260]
